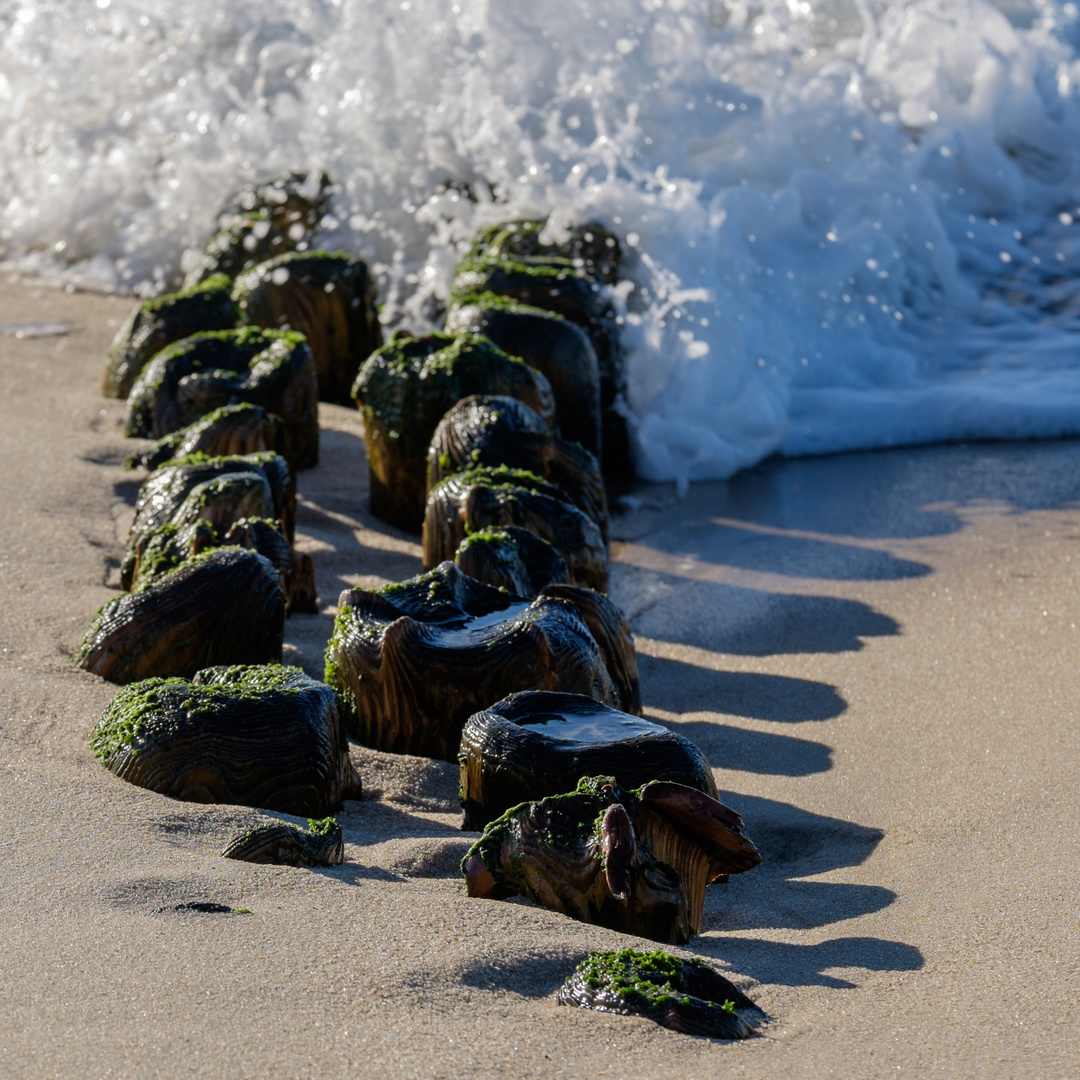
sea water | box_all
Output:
[3,0,1080,484]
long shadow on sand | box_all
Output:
[700,793,895,935]
[664,717,832,776]
[627,580,899,655]
[693,935,923,988]
[660,520,932,581]
[639,656,846,721]
[618,438,1080,544]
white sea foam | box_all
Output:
[4,0,1080,483]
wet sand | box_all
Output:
[1,280,1078,1078]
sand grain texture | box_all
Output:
[0,281,1078,1078]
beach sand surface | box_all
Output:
[0,281,1078,1078]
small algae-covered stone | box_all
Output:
[222,817,345,866]
[454,527,570,598]
[103,274,238,400]
[75,548,285,685]
[125,403,286,472]
[462,777,760,944]
[423,466,608,592]
[90,666,360,815]
[426,395,607,541]
[445,297,601,459]
[324,562,615,761]
[125,327,318,469]
[458,692,709,830]
[234,251,382,405]
[450,256,629,477]
[352,332,554,531]
[467,218,622,285]
[121,452,295,589]
[557,949,760,1039]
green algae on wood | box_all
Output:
[424,466,608,592]
[124,327,318,469]
[455,526,570,598]
[220,815,345,866]
[323,562,615,761]
[462,776,760,944]
[426,395,608,542]
[182,173,332,288]
[120,452,295,590]
[103,274,238,400]
[445,298,602,459]
[91,665,360,815]
[234,250,382,405]
[458,690,697,831]
[125,403,287,472]
[351,332,554,531]
[557,948,760,1039]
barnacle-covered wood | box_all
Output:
[462,777,759,944]
[557,949,760,1040]
[426,395,607,541]
[121,453,295,590]
[89,665,360,815]
[324,562,615,761]
[458,692,713,830]
[222,818,345,866]
[445,299,601,459]
[451,254,629,477]
[183,173,332,288]
[124,327,318,469]
[74,548,285,685]
[423,467,608,592]
[468,218,621,286]
[352,332,555,531]
[125,403,286,472]
[103,274,238,400]
[455,527,570,597]
[234,251,382,405]
[537,585,640,714]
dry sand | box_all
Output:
[1,279,1078,1078]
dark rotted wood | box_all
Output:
[467,219,621,284]
[90,665,360,815]
[221,820,345,866]
[125,403,286,472]
[455,527,570,598]
[458,692,713,830]
[324,563,615,761]
[451,255,630,478]
[426,395,608,541]
[352,332,554,532]
[462,777,760,943]
[537,585,640,714]
[423,467,608,592]
[120,453,295,589]
[183,173,332,288]
[103,274,238,400]
[74,548,285,685]
[445,302,602,459]
[234,251,382,405]
[124,327,318,469]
